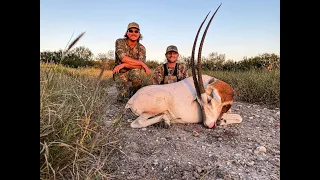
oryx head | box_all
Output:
[190,3,233,128]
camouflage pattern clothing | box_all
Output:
[153,63,189,85]
[114,38,146,101]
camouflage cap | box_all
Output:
[127,22,140,30]
[166,45,179,54]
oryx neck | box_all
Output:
[183,78,210,100]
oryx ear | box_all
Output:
[212,89,222,103]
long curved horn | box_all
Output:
[191,11,211,102]
[197,3,222,94]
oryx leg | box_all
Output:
[130,113,163,128]
[217,113,242,126]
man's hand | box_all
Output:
[113,64,124,74]
[141,63,150,75]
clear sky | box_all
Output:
[40,0,279,62]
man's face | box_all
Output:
[166,51,179,63]
[126,28,140,41]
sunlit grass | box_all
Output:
[40,62,119,179]
[205,69,280,108]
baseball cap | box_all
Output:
[166,45,179,53]
[127,22,140,30]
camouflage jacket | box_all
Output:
[115,38,146,71]
[153,63,189,85]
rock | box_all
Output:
[196,166,203,173]
[141,128,147,131]
[129,152,140,161]
[193,172,200,178]
[182,171,192,180]
[275,158,280,166]
[105,121,113,127]
[218,137,223,141]
[153,159,159,165]
[256,156,264,161]
[137,168,146,176]
[249,117,254,119]
[192,131,200,137]
[247,161,255,166]
[254,146,267,153]
[268,117,275,121]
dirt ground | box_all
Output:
[105,86,280,180]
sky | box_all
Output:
[40,0,280,62]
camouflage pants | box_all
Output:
[114,69,143,102]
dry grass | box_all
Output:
[206,69,280,108]
[40,62,120,180]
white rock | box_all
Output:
[256,156,264,161]
[105,121,113,127]
[268,117,275,121]
[254,146,267,153]
[247,161,255,166]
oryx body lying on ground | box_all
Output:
[125,4,242,129]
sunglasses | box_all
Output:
[128,29,140,33]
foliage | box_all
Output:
[40,62,116,179]
[40,46,95,68]
[206,69,280,108]
[145,60,160,69]
[40,44,280,72]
